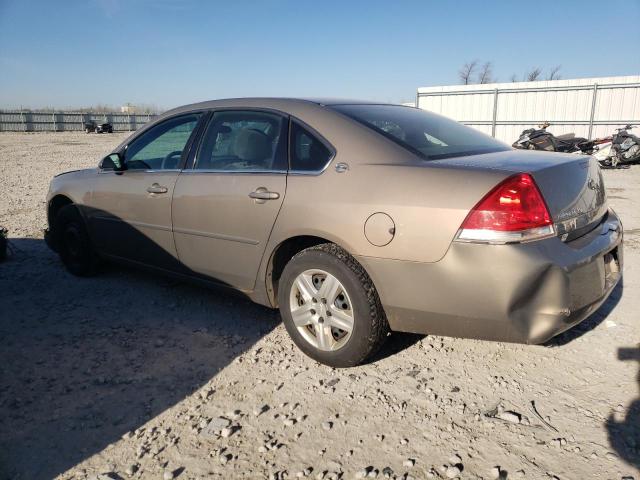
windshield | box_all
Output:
[331,104,509,160]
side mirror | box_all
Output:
[100,153,125,171]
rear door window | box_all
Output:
[195,111,287,171]
[289,122,333,172]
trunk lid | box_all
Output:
[432,150,608,238]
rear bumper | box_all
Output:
[357,209,623,344]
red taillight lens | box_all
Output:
[457,173,555,243]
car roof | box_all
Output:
[300,98,393,106]
[163,97,397,116]
[113,97,416,159]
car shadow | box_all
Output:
[544,279,624,347]
[606,346,640,469]
[0,237,279,480]
[367,332,425,364]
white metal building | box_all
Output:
[416,75,640,143]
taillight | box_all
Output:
[455,173,555,244]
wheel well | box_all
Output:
[267,235,333,306]
[48,195,73,227]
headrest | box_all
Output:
[233,129,271,162]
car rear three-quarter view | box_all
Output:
[45,98,623,367]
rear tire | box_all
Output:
[278,243,389,367]
[55,205,99,276]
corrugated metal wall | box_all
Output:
[0,111,157,132]
[417,75,640,143]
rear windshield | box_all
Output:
[331,104,509,160]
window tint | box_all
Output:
[330,104,508,160]
[290,122,333,172]
[195,111,287,171]
[125,114,201,170]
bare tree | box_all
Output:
[137,103,162,115]
[525,67,542,82]
[459,60,478,85]
[509,74,518,83]
[547,65,562,80]
[477,62,494,84]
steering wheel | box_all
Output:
[161,150,183,169]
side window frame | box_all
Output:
[288,118,336,175]
[120,112,206,173]
[188,108,290,174]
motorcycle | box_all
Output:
[512,122,609,155]
[599,125,640,168]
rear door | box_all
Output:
[87,113,203,270]
[172,110,288,290]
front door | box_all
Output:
[87,113,202,270]
[172,110,288,290]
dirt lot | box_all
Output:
[0,132,638,480]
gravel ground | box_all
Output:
[0,132,638,480]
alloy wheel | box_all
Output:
[289,269,354,351]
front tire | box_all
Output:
[278,243,389,367]
[55,205,99,276]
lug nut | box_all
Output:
[318,317,324,323]
[310,309,316,315]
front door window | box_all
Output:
[125,114,202,170]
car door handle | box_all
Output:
[147,183,168,194]
[249,190,280,200]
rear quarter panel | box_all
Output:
[271,162,509,264]
[257,103,513,267]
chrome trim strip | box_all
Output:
[288,149,336,175]
[98,169,181,174]
[179,169,287,175]
[454,225,556,244]
[178,167,334,176]
[173,227,259,245]
[178,167,332,176]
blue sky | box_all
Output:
[1,0,639,109]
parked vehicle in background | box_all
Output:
[512,122,608,155]
[45,98,623,367]
[593,140,613,164]
[599,125,640,168]
[84,121,113,134]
